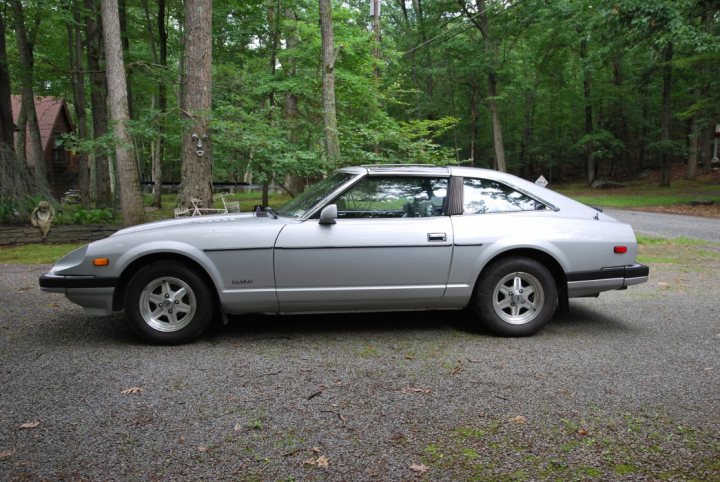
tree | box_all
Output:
[0,7,14,148]
[0,7,41,216]
[85,0,112,207]
[101,0,144,226]
[10,0,48,188]
[319,0,340,166]
[178,0,213,209]
[67,1,91,207]
[458,0,507,172]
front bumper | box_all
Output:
[566,264,649,297]
[39,273,118,316]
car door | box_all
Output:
[274,175,453,312]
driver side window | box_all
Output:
[334,176,448,219]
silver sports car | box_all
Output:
[40,165,649,344]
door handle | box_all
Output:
[427,233,447,242]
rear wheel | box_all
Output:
[124,262,214,344]
[474,257,557,336]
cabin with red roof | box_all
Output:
[11,96,77,198]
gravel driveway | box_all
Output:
[1,250,719,480]
[604,209,720,242]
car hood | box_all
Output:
[111,213,287,237]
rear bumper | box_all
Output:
[39,273,117,316]
[567,264,649,297]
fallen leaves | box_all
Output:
[450,360,463,376]
[508,415,528,425]
[303,448,329,468]
[657,282,671,290]
[409,463,430,473]
[121,386,144,395]
[0,450,16,459]
[18,421,40,429]
[577,428,588,437]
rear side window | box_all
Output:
[463,178,546,214]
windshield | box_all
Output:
[277,171,356,219]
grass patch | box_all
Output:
[0,243,83,264]
[637,235,708,246]
[636,235,720,266]
[555,178,720,208]
[418,410,718,480]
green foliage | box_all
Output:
[55,207,116,225]
[4,0,718,202]
[0,197,18,224]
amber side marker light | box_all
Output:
[614,246,628,254]
[93,258,110,266]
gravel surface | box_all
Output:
[1,253,719,480]
[604,209,720,242]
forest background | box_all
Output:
[0,0,718,226]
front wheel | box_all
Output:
[474,257,558,336]
[124,262,215,344]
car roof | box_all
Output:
[341,164,514,179]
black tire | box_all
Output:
[124,261,215,344]
[474,257,558,336]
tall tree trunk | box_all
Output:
[701,125,713,174]
[284,8,305,196]
[412,0,434,114]
[67,7,91,208]
[448,62,460,163]
[119,0,132,118]
[520,89,535,178]
[141,0,166,208]
[10,0,48,190]
[101,0,144,226]
[460,0,506,171]
[371,0,381,155]
[262,0,281,207]
[0,10,13,149]
[178,0,213,209]
[155,0,167,208]
[85,0,112,207]
[474,1,504,169]
[659,42,673,187]
[686,116,698,180]
[14,101,26,163]
[319,0,340,167]
[469,82,479,167]
[0,9,43,215]
[580,36,595,185]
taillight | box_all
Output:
[614,246,628,254]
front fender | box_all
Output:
[115,241,224,293]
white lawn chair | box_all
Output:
[174,207,190,218]
[218,192,240,213]
[190,197,225,216]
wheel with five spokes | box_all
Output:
[474,257,557,336]
[125,261,214,344]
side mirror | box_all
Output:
[319,204,337,225]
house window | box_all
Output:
[53,134,66,165]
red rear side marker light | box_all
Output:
[614,246,628,254]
